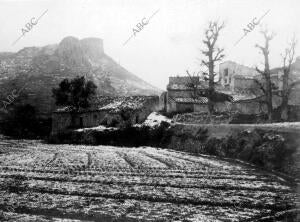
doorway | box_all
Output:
[79,117,83,128]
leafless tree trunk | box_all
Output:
[185,70,201,100]
[255,28,275,122]
[201,21,225,116]
[280,36,299,120]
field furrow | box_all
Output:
[0,139,297,221]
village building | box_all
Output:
[164,74,263,114]
[51,96,159,135]
[163,60,300,116]
[165,76,206,113]
[219,61,288,93]
[219,61,259,94]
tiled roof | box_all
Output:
[172,97,208,104]
[54,96,157,113]
[99,96,150,112]
[218,90,258,102]
[169,92,259,105]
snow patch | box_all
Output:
[75,125,117,132]
[141,112,172,127]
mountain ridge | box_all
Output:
[0,36,161,117]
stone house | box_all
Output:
[51,96,159,135]
[166,76,207,113]
[164,75,264,114]
[163,60,300,115]
[219,61,258,92]
[219,61,286,94]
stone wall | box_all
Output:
[52,109,153,135]
[176,103,193,113]
[193,104,207,112]
[166,123,300,180]
[167,99,177,113]
[173,112,231,124]
[51,112,73,135]
[159,92,167,111]
[167,89,193,98]
[232,77,256,93]
[178,100,265,115]
[232,100,266,114]
[143,96,160,112]
[51,96,159,135]
[51,111,108,135]
[169,76,199,85]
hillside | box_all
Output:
[0,36,161,117]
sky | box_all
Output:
[0,0,299,90]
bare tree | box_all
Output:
[255,28,275,122]
[280,36,300,120]
[201,21,225,115]
[186,70,233,104]
[185,70,203,100]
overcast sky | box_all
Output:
[0,0,299,89]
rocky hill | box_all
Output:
[0,36,161,117]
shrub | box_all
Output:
[251,133,285,170]
[230,113,268,124]
[0,104,51,139]
[203,138,222,156]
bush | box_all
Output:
[195,129,297,175]
[203,138,223,156]
[0,104,51,139]
[251,133,285,170]
[230,113,268,124]
[50,121,173,148]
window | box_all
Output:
[79,117,83,128]
[224,68,229,84]
[224,68,229,77]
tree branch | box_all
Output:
[214,48,225,61]
[255,67,266,78]
[253,78,266,94]
[201,60,209,68]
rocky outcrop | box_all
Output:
[80,37,104,61]
[0,36,161,117]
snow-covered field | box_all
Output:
[0,138,297,221]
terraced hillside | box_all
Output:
[0,138,297,221]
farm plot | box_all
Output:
[0,139,297,221]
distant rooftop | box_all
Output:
[54,95,158,113]
[170,92,259,105]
